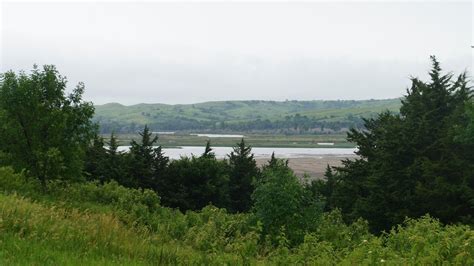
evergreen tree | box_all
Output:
[331,57,473,232]
[267,152,278,169]
[262,152,289,174]
[202,140,215,158]
[228,138,260,212]
[125,125,168,189]
[84,133,108,182]
[307,164,337,211]
[160,154,229,211]
[107,132,120,156]
[105,132,125,184]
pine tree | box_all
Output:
[84,133,108,182]
[202,140,215,158]
[228,138,260,212]
[125,125,168,190]
[332,57,473,232]
[107,132,120,156]
[161,154,229,211]
[268,152,277,168]
[105,132,125,184]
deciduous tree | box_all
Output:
[0,65,95,188]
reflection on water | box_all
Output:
[117,146,356,160]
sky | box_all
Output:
[0,1,472,105]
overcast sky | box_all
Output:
[1,1,472,105]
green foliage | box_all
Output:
[160,153,230,211]
[1,60,473,264]
[0,166,473,264]
[308,164,337,211]
[202,140,215,158]
[105,132,127,183]
[0,65,95,187]
[84,133,108,182]
[84,132,129,187]
[454,100,474,145]
[252,160,324,246]
[328,57,474,233]
[124,125,169,189]
[228,138,260,213]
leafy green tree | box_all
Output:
[332,57,473,232]
[0,65,95,188]
[252,159,324,246]
[228,138,260,213]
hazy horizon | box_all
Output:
[1,1,472,105]
[96,97,401,107]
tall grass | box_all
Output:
[0,166,472,265]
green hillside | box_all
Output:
[94,99,401,133]
[1,167,472,265]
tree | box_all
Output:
[268,152,277,167]
[125,125,168,189]
[332,57,473,232]
[159,145,229,211]
[84,132,128,184]
[228,138,260,213]
[202,140,215,158]
[104,132,126,183]
[107,132,120,156]
[308,164,337,211]
[84,133,108,182]
[252,159,323,246]
[0,65,95,188]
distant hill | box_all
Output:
[94,99,401,134]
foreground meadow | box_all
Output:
[0,167,472,265]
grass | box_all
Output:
[0,194,234,265]
[0,167,472,265]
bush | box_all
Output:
[267,214,474,265]
[252,160,324,246]
[0,166,161,227]
[161,156,230,211]
[49,180,161,225]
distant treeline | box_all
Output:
[97,113,374,134]
[94,99,401,134]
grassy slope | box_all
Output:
[1,167,473,265]
[94,99,401,126]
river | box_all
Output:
[117,146,357,160]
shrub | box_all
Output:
[252,160,324,246]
